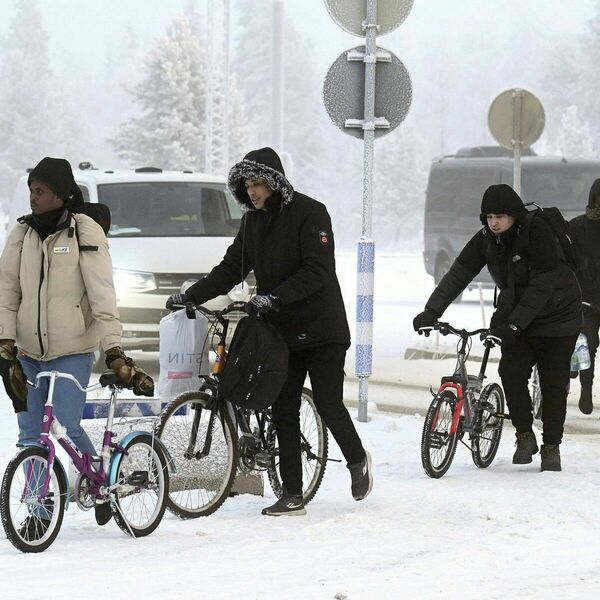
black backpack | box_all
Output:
[73,203,111,235]
[219,315,289,410]
[522,203,577,270]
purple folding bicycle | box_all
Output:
[0,370,170,553]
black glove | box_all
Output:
[245,294,281,316]
[105,347,155,396]
[166,292,193,311]
[413,309,438,332]
[484,323,517,345]
[0,340,28,413]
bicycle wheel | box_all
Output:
[471,383,505,469]
[111,433,169,537]
[421,390,460,478]
[1,447,67,553]
[266,388,328,504]
[156,392,238,518]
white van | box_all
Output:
[7,163,254,352]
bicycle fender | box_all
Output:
[108,431,175,486]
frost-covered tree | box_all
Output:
[232,1,346,206]
[112,13,247,173]
[373,123,430,247]
[0,0,77,210]
[111,15,208,170]
[554,105,596,158]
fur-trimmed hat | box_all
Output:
[228,147,294,209]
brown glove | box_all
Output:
[105,347,154,397]
[0,339,28,412]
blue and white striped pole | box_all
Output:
[355,0,378,423]
[356,239,375,421]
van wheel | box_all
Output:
[435,255,462,303]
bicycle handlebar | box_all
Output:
[172,301,247,319]
[419,322,490,339]
[27,371,103,393]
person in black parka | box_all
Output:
[413,184,582,472]
[570,178,600,414]
[166,148,372,515]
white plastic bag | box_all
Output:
[157,309,210,400]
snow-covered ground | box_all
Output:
[1,252,599,598]
[1,398,600,599]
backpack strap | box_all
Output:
[72,214,99,252]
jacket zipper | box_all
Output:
[37,253,45,356]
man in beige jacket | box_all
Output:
[0,156,151,531]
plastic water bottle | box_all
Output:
[571,333,591,372]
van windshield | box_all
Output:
[98,182,243,237]
[522,165,599,211]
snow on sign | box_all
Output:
[324,0,414,37]
[323,45,412,139]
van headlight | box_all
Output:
[113,269,157,294]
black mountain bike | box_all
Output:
[156,302,330,518]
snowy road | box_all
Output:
[0,398,599,599]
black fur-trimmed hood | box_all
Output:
[227,147,294,209]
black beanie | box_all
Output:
[28,157,84,209]
[480,184,526,225]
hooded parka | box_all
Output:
[426,184,582,336]
[185,147,351,352]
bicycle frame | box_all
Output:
[428,324,495,436]
[30,371,125,501]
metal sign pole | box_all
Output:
[356,0,378,422]
[512,88,523,196]
[271,0,284,152]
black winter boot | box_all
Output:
[261,495,306,517]
[18,515,51,541]
[95,501,112,526]
[512,432,539,464]
[348,450,373,501]
[578,387,593,415]
[540,444,561,472]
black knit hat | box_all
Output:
[28,157,84,209]
[480,184,526,225]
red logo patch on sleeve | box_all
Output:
[319,230,329,245]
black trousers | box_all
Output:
[271,344,366,496]
[498,334,577,446]
[579,310,600,389]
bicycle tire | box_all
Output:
[1,446,67,553]
[111,433,169,537]
[531,374,543,421]
[421,389,460,478]
[266,388,328,504]
[471,383,505,469]
[156,391,238,519]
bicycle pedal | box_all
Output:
[429,432,448,449]
[254,452,272,469]
[494,412,511,420]
[126,470,149,486]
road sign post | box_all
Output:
[488,88,545,196]
[323,0,413,421]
